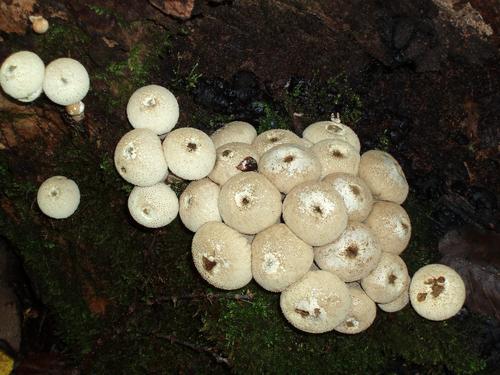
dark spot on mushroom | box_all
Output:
[269,137,279,143]
[345,244,359,258]
[236,156,258,171]
[437,276,445,283]
[349,185,361,196]
[187,142,197,152]
[431,284,445,298]
[203,256,217,271]
[345,320,355,327]
[331,150,344,158]
[417,292,427,302]
[295,308,310,318]
[388,274,397,285]
[222,149,232,157]
[120,167,127,173]
[241,197,250,205]
[312,205,323,215]
[283,155,294,163]
[313,308,321,317]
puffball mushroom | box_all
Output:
[29,15,49,34]
[210,121,257,148]
[280,270,351,333]
[0,51,45,102]
[358,150,409,204]
[192,221,252,290]
[218,172,282,234]
[282,181,348,246]
[409,264,466,321]
[258,143,321,194]
[43,58,90,106]
[314,222,382,282]
[251,224,314,292]
[302,115,361,152]
[252,129,303,157]
[361,252,410,303]
[378,285,409,313]
[179,178,221,232]
[163,127,216,180]
[208,142,259,185]
[128,183,179,228]
[364,201,411,255]
[37,176,80,219]
[311,139,360,177]
[114,128,168,187]
[126,85,179,135]
[334,285,377,334]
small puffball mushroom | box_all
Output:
[259,143,321,194]
[282,181,348,246]
[208,142,259,185]
[37,176,80,219]
[322,173,373,222]
[163,127,216,180]
[0,51,45,102]
[314,222,382,282]
[43,58,90,106]
[179,178,221,232]
[252,224,314,292]
[192,221,252,290]
[302,116,360,152]
[29,15,49,34]
[126,85,179,135]
[210,121,257,148]
[252,129,303,157]
[409,264,466,321]
[358,150,409,204]
[128,183,179,228]
[66,101,85,121]
[280,270,351,333]
[218,172,282,234]
[334,285,377,334]
[378,285,409,313]
[364,201,411,255]
[114,128,168,187]
[311,139,360,177]
[361,252,410,303]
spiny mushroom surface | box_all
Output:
[311,139,360,177]
[302,118,360,152]
[252,129,303,157]
[128,183,179,228]
[43,58,89,106]
[378,286,409,313]
[210,121,257,148]
[37,176,80,219]
[334,285,377,334]
[208,142,259,185]
[0,51,45,102]
[179,178,221,232]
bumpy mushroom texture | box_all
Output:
[409,264,466,321]
[208,142,259,185]
[218,172,282,234]
[322,173,373,222]
[37,176,80,219]
[361,252,410,303]
[192,221,252,290]
[128,183,179,228]
[43,58,90,106]
[282,181,348,246]
[179,178,221,232]
[210,121,257,148]
[114,128,168,187]
[126,85,179,135]
[280,270,351,334]
[378,285,409,313]
[314,222,382,282]
[302,120,361,152]
[252,129,303,157]
[358,150,409,204]
[364,201,411,255]
[334,286,377,334]
[0,51,45,102]
[252,224,314,292]
[163,127,216,180]
[311,139,360,177]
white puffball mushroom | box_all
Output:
[0,51,45,102]
[114,128,168,187]
[127,85,179,135]
[252,129,303,157]
[208,142,259,185]
[311,139,360,177]
[179,178,221,232]
[334,285,377,334]
[37,176,80,219]
[280,270,351,333]
[29,15,49,34]
[378,285,409,313]
[163,127,216,180]
[302,115,361,152]
[409,264,466,321]
[210,121,257,148]
[43,58,90,106]
[128,183,179,228]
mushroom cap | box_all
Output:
[126,85,179,135]
[128,183,179,228]
[280,270,351,333]
[0,51,45,102]
[282,181,348,246]
[314,222,382,282]
[179,178,221,232]
[252,224,314,292]
[252,129,302,157]
[311,139,360,177]
[409,264,466,321]
[114,128,168,187]
[210,121,257,148]
[43,58,89,106]
[259,143,321,194]
[361,253,410,303]
[218,172,282,234]
[322,173,373,222]
[334,286,377,334]
[364,201,411,255]
[37,176,80,219]
[302,120,360,152]
[208,142,259,185]
[163,127,216,180]
[358,150,409,204]
[192,221,252,290]
[378,285,409,312]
